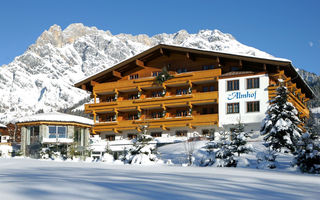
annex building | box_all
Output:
[75,44,314,149]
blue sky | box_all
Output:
[0,0,319,74]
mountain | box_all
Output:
[0,23,303,123]
[297,69,320,108]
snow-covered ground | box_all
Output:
[1,140,320,199]
[0,158,319,200]
[158,140,294,169]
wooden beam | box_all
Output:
[93,111,96,124]
[160,48,169,57]
[263,64,267,71]
[161,125,169,131]
[285,77,291,82]
[216,57,222,67]
[112,70,122,79]
[90,81,98,86]
[186,52,195,61]
[113,128,121,134]
[135,59,145,68]
[239,60,243,67]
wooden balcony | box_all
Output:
[85,91,218,114]
[94,114,218,133]
[268,87,309,118]
[93,68,221,95]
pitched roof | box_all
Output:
[74,44,315,98]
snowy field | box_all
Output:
[0,158,320,200]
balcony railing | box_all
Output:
[94,114,218,132]
[93,68,221,95]
[85,91,218,114]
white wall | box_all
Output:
[218,74,269,131]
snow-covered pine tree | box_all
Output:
[123,124,159,164]
[214,130,237,167]
[230,122,251,157]
[256,149,278,169]
[293,113,320,174]
[260,79,302,154]
[200,129,216,166]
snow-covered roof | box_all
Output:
[12,112,94,126]
[0,123,6,128]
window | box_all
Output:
[58,127,66,138]
[177,68,187,73]
[105,135,115,141]
[48,126,67,138]
[152,71,161,77]
[202,107,214,115]
[227,103,239,114]
[176,130,187,137]
[151,112,162,119]
[202,65,214,70]
[202,129,214,139]
[176,110,188,117]
[105,96,116,102]
[247,101,260,112]
[128,134,137,140]
[176,88,188,95]
[202,85,215,92]
[129,94,139,100]
[227,80,239,91]
[49,126,56,138]
[30,126,40,143]
[129,74,139,80]
[247,78,259,89]
[151,132,162,137]
[152,91,163,97]
[128,113,139,120]
[102,115,116,122]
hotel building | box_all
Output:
[75,44,314,149]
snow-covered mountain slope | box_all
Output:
[0,23,280,123]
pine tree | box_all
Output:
[230,122,252,157]
[215,130,237,167]
[261,80,302,154]
[200,129,216,166]
[154,67,174,85]
[293,113,320,174]
[256,149,278,169]
[123,124,159,164]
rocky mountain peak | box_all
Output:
[0,23,291,123]
[35,24,63,47]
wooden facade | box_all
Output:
[75,44,314,135]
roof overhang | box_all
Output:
[74,44,315,98]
